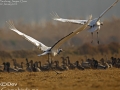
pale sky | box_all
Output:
[0,0,119,27]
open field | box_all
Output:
[0,68,120,90]
[0,52,120,90]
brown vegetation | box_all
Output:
[0,42,119,61]
[0,69,120,90]
[78,42,120,55]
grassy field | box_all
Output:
[0,49,119,90]
[0,53,120,90]
[0,68,120,90]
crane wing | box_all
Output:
[6,21,51,51]
[54,18,88,25]
[52,12,88,25]
[51,15,92,51]
[96,0,119,22]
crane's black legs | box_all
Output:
[97,32,99,44]
[91,32,93,43]
[91,32,100,44]
[48,54,50,65]
[47,54,62,74]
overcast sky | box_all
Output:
[0,0,120,27]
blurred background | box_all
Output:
[0,0,120,55]
[0,0,120,26]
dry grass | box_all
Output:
[0,51,120,90]
[0,53,120,90]
[0,69,120,90]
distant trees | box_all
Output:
[0,42,119,59]
[78,42,120,55]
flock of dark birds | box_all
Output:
[0,56,120,73]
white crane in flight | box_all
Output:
[53,0,119,44]
[6,15,91,63]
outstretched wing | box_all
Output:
[6,21,51,51]
[51,15,92,51]
[96,0,119,22]
[54,18,88,25]
[52,12,88,25]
